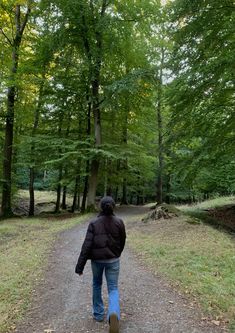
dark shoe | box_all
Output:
[109,313,119,333]
[93,316,104,322]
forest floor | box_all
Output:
[13,191,235,232]
[13,206,230,333]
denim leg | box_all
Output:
[91,261,105,321]
[105,260,120,321]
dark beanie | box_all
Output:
[100,196,115,215]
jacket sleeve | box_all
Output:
[75,223,94,274]
[119,219,126,253]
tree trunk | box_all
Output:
[165,174,171,204]
[1,86,15,216]
[81,161,89,213]
[71,159,81,213]
[114,186,119,203]
[120,95,128,205]
[87,159,100,210]
[86,79,102,211]
[29,167,35,216]
[54,111,64,213]
[85,1,108,210]
[1,5,31,217]
[55,167,63,213]
[62,185,67,210]
[29,80,44,216]
[81,87,91,213]
[72,175,80,213]
[121,175,128,205]
[156,47,165,204]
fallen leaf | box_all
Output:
[211,320,220,326]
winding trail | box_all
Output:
[15,206,223,333]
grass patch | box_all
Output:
[0,214,91,333]
[128,216,235,330]
[178,196,235,213]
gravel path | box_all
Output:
[15,207,223,333]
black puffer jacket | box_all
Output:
[75,213,126,274]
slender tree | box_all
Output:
[1,2,31,216]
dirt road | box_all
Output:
[15,206,222,333]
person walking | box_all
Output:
[75,196,126,333]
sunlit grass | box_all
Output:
[15,189,74,205]
[178,196,235,213]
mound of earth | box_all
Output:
[206,205,235,231]
[142,203,181,223]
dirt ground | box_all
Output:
[15,206,224,333]
[207,205,235,231]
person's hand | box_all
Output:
[78,272,83,276]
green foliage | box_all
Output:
[0,0,234,212]
[164,0,235,200]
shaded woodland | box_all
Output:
[0,0,234,217]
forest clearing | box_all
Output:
[0,0,234,332]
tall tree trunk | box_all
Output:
[121,176,128,205]
[114,186,119,203]
[1,5,31,217]
[54,112,64,213]
[61,116,71,211]
[165,174,171,204]
[87,76,102,210]
[72,157,81,213]
[29,167,35,216]
[86,0,108,210]
[121,95,129,205]
[81,89,91,213]
[1,86,15,217]
[62,184,67,210]
[29,80,44,216]
[55,167,63,213]
[156,47,165,204]
[103,159,107,196]
[72,174,80,213]
[81,162,89,213]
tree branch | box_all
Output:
[20,5,31,35]
[0,28,13,46]
[15,5,21,35]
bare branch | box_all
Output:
[0,28,13,46]
[15,5,21,34]
[20,5,31,35]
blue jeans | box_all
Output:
[91,260,120,321]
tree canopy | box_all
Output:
[0,0,234,216]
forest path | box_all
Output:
[15,206,223,333]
